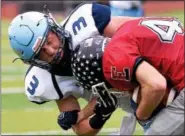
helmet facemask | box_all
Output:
[22,8,72,71]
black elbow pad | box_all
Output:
[58,110,79,130]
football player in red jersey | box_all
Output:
[102,17,184,135]
[70,17,184,135]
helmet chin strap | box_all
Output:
[12,58,22,63]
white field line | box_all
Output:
[2,75,24,81]
[2,128,119,135]
[2,107,56,113]
[2,88,24,94]
[2,66,27,71]
[1,128,123,135]
[2,128,143,135]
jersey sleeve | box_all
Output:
[92,2,111,34]
[24,66,84,104]
[60,2,111,49]
[103,36,143,91]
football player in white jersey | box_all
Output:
[8,2,140,135]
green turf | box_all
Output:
[2,81,24,88]
[2,93,144,134]
[2,93,56,110]
[151,10,184,24]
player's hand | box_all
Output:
[137,118,153,132]
[94,89,118,119]
[130,98,153,131]
[57,110,79,130]
[130,97,161,119]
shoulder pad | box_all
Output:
[60,2,110,50]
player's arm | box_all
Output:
[91,2,139,38]
[24,66,99,134]
[57,94,115,135]
[56,95,96,125]
[70,97,102,135]
[57,88,117,135]
[135,61,166,120]
[76,97,97,123]
[25,65,110,135]
[103,16,138,37]
[56,96,101,135]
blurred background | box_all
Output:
[1,0,184,135]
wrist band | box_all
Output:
[89,113,111,129]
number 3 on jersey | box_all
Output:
[141,18,183,43]
[27,75,39,95]
[72,17,87,35]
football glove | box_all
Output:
[90,83,118,129]
[94,89,118,118]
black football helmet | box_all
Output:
[71,36,111,90]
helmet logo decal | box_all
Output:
[32,36,44,53]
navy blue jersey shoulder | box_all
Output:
[92,3,111,34]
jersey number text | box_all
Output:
[27,75,39,95]
[141,19,183,43]
[72,17,87,35]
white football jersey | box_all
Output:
[25,2,111,104]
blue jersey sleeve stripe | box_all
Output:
[92,3,111,35]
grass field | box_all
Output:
[1,10,184,135]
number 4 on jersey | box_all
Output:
[141,19,183,43]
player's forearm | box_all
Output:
[73,98,103,135]
[135,61,166,120]
[77,98,97,123]
[136,85,165,120]
[72,118,101,135]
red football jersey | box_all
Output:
[103,17,184,92]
